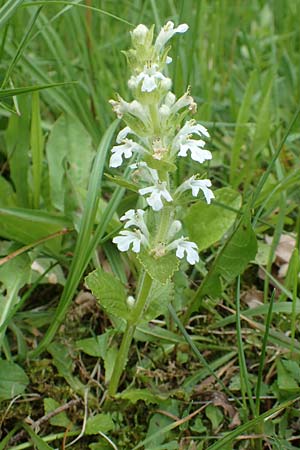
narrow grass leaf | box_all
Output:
[251,101,300,207]
[255,290,275,416]
[235,276,255,415]
[30,92,44,208]
[22,423,54,450]
[0,0,24,29]
[206,397,300,450]
[1,7,42,88]
[290,248,299,354]
[0,82,75,99]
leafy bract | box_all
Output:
[184,187,241,251]
[137,250,179,284]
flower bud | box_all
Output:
[127,295,136,308]
[131,24,149,47]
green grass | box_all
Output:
[0,1,300,449]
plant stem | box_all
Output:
[108,323,135,396]
[108,271,152,396]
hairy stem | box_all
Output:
[108,271,152,396]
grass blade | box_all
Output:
[0,82,75,99]
[206,397,300,450]
[1,6,42,88]
[255,290,275,416]
[30,92,43,208]
[235,275,256,416]
[0,0,24,29]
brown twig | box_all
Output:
[8,398,81,446]
[0,228,72,266]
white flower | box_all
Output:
[168,237,199,265]
[139,182,173,211]
[170,90,197,115]
[109,139,143,168]
[176,176,214,204]
[109,97,149,125]
[155,21,189,52]
[120,209,149,237]
[112,229,147,253]
[175,135,212,163]
[130,162,160,184]
[116,126,133,143]
[132,64,169,92]
[179,120,210,139]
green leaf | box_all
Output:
[116,388,168,405]
[205,404,224,431]
[0,254,31,345]
[85,414,114,435]
[196,212,257,299]
[47,343,85,395]
[137,250,179,284]
[44,398,70,428]
[187,212,257,317]
[0,176,16,207]
[46,114,94,212]
[75,330,115,358]
[145,281,174,321]
[184,188,242,251]
[215,214,257,281]
[277,359,300,392]
[0,207,71,253]
[0,360,29,401]
[85,269,129,320]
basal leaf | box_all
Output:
[0,207,71,253]
[75,330,115,358]
[85,413,114,435]
[277,359,299,392]
[184,187,242,251]
[0,360,29,401]
[137,250,179,284]
[44,398,70,428]
[47,343,85,395]
[46,114,94,212]
[115,388,168,405]
[85,269,129,320]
